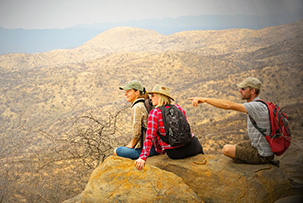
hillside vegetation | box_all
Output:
[1,21,302,152]
[0,20,302,202]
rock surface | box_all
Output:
[77,154,294,203]
[81,156,201,202]
[148,154,292,202]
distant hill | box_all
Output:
[0,12,302,54]
[0,20,302,155]
[1,20,303,203]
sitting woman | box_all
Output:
[135,84,204,170]
[114,80,159,160]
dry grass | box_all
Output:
[0,21,302,202]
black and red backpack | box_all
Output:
[249,100,291,156]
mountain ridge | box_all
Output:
[0,12,302,54]
[0,21,302,153]
[1,20,302,71]
[0,21,302,202]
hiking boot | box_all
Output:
[270,160,280,167]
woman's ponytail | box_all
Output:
[139,87,149,100]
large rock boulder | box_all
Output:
[81,156,201,202]
[79,154,293,203]
[147,154,291,202]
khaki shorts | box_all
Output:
[235,140,274,164]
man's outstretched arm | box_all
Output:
[187,97,247,113]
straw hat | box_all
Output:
[148,84,174,101]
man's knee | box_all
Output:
[222,144,236,158]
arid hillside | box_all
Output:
[0,20,302,153]
[0,21,302,202]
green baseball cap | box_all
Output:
[237,77,262,89]
[119,80,144,91]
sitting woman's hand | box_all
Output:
[135,158,145,170]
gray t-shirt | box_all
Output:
[243,97,274,157]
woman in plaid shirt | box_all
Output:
[114,80,159,159]
[135,84,203,170]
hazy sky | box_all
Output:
[0,0,302,29]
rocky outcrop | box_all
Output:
[81,155,201,202]
[77,154,293,203]
[147,154,290,202]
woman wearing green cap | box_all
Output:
[114,80,159,159]
[135,84,204,170]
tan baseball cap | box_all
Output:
[237,77,262,90]
[148,84,174,101]
[119,80,144,91]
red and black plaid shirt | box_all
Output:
[139,104,188,161]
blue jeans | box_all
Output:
[115,145,159,160]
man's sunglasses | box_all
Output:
[241,87,252,91]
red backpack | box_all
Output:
[249,100,291,156]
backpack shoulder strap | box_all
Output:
[132,99,145,108]
[133,98,154,114]
[144,99,153,113]
[254,99,278,113]
[156,104,172,143]
[132,99,148,148]
[249,115,267,136]
[249,99,269,136]
[158,104,171,126]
